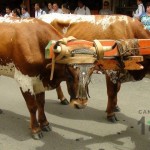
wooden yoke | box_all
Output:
[96,39,150,70]
[45,38,150,76]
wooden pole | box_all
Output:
[20,0,30,14]
[24,0,30,14]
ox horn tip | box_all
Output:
[54,46,61,53]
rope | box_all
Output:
[116,39,139,56]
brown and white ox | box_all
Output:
[0,17,100,139]
[39,14,150,122]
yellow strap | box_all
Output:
[50,55,55,80]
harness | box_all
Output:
[104,39,150,83]
[45,36,115,100]
[45,36,115,80]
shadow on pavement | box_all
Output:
[0,99,150,150]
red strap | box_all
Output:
[67,41,93,47]
[49,44,55,59]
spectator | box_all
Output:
[61,3,71,14]
[48,2,53,13]
[140,2,150,30]
[51,2,62,13]
[99,1,113,15]
[16,8,21,17]
[74,0,91,15]
[34,3,46,18]
[12,8,20,18]
[133,0,145,19]
[4,6,12,18]
[41,2,49,14]
[21,6,30,19]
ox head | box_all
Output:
[46,37,114,109]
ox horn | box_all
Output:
[93,40,116,59]
[53,41,62,53]
[53,41,69,54]
[53,36,76,53]
[53,45,62,53]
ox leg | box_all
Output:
[106,75,119,123]
[21,91,43,139]
[113,81,121,112]
[35,92,51,132]
[56,85,69,105]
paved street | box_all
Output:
[0,74,150,150]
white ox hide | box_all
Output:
[0,62,49,94]
[39,13,130,32]
[38,13,149,40]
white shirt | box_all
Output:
[48,10,53,14]
[51,9,63,14]
[74,6,91,15]
[4,13,12,18]
[99,9,113,15]
[21,12,30,19]
[35,9,46,18]
[133,3,145,18]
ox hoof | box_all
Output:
[114,106,121,112]
[41,125,52,132]
[32,131,43,140]
[60,99,69,105]
[74,104,86,109]
[107,115,118,123]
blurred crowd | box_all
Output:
[0,0,150,31]
[0,0,92,19]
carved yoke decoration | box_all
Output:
[96,39,150,71]
[45,37,150,80]
[45,36,115,80]
[102,39,150,84]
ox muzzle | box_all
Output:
[68,64,94,109]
